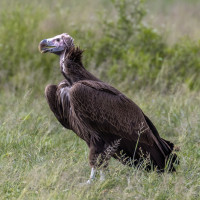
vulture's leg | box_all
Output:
[86,167,97,184]
[100,170,106,181]
[87,137,108,183]
[86,168,106,184]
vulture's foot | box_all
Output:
[100,170,106,182]
[86,179,94,184]
[85,168,106,184]
[86,167,96,184]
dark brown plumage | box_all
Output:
[39,34,178,180]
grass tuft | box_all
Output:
[0,0,200,199]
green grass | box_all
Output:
[0,88,200,200]
[1,0,200,199]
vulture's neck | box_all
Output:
[59,47,100,85]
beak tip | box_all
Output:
[40,39,47,45]
[38,39,47,53]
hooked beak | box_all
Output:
[38,39,56,53]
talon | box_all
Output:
[100,170,106,182]
[86,179,94,184]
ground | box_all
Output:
[0,0,200,199]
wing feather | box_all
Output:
[70,80,155,145]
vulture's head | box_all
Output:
[38,33,74,55]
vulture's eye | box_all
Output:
[56,38,60,42]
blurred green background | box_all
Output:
[0,0,200,93]
[0,0,200,199]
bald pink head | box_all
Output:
[39,33,74,55]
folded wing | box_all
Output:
[69,80,156,146]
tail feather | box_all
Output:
[113,114,179,172]
[143,114,179,172]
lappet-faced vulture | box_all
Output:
[39,33,178,183]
